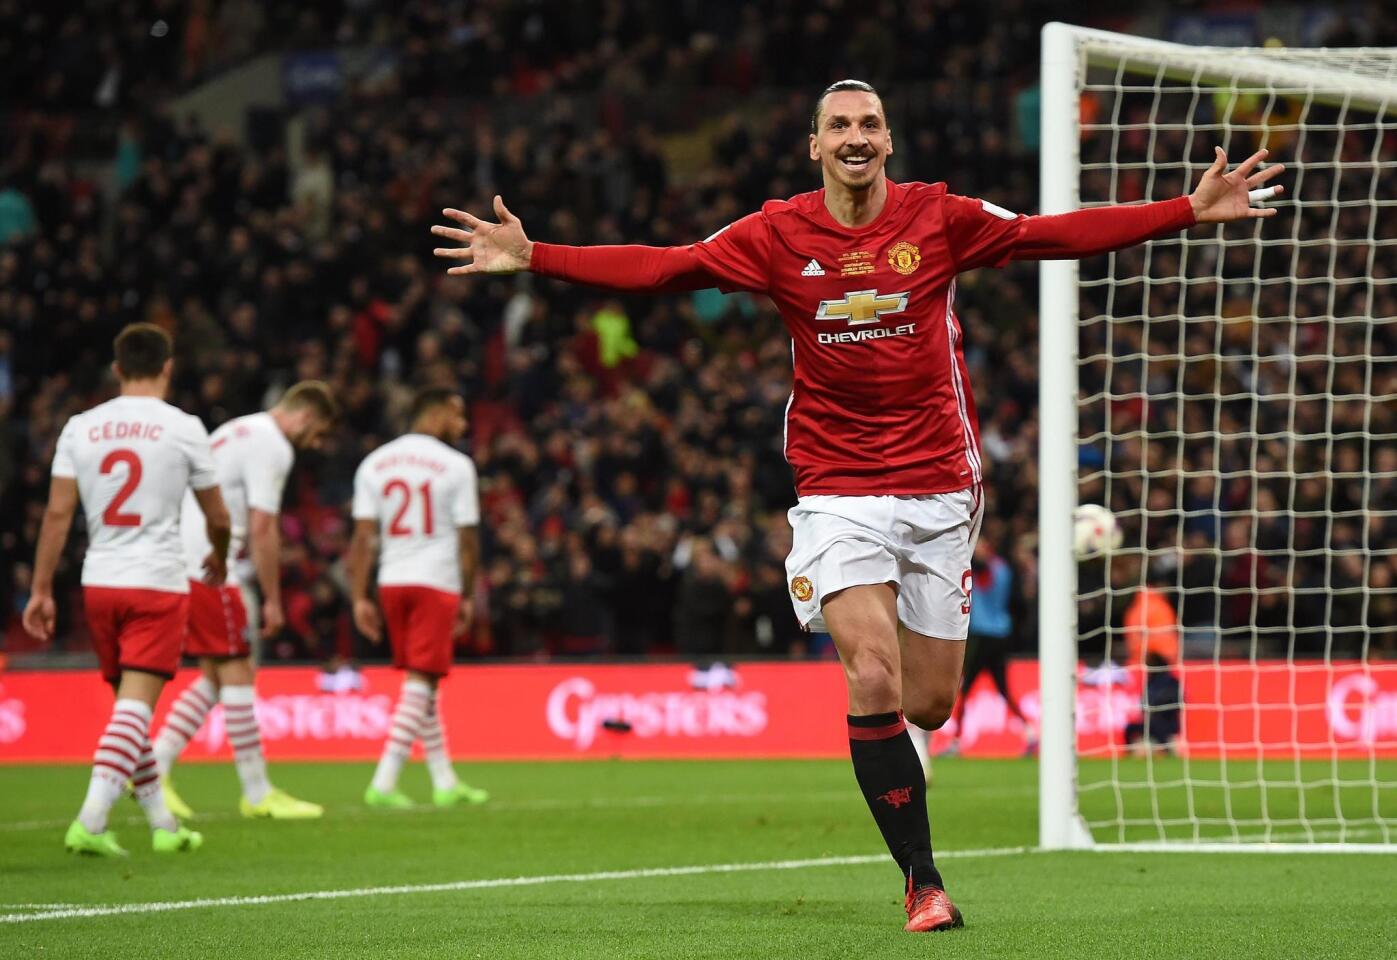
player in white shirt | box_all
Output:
[348,388,489,807]
[150,381,338,820]
[23,323,231,857]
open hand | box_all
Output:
[1189,147,1286,223]
[431,196,533,275]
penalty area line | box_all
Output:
[0,846,1030,925]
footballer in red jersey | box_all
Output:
[431,80,1284,932]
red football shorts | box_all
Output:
[379,585,460,677]
[83,587,189,684]
[184,580,251,658]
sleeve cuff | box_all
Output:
[530,241,563,277]
[1168,195,1197,229]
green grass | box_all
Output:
[0,759,1393,959]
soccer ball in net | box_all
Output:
[1072,503,1122,559]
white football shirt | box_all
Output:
[352,434,479,593]
[51,395,218,592]
[181,412,294,576]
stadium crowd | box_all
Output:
[3,0,1395,665]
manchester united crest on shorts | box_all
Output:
[790,576,814,602]
[886,240,921,276]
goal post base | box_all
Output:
[1085,842,1397,856]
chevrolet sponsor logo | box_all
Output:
[817,322,917,345]
[814,289,910,326]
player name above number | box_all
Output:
[87,421,165,443]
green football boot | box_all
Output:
[151,825,204,853]
[161,774,195,820]
[363,786,415,809]
[432,782,489,808]
[240,788,324,820]
[64,820,128,857]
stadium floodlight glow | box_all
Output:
[1038,22,1397,852]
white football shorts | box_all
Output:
[784,486,983,640]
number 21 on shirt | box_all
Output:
[384,479,433,536]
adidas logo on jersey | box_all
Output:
[801,259,825,277]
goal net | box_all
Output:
[1037,23,1397,851]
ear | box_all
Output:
[809,132,820,162]
[885,128,894,157]
[161,358,174,378]
[111,360,121,380]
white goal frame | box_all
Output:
[1037,21,1397,852]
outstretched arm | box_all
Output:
[431,197,766,294]
[1013,148,1285,262]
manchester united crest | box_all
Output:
[886,240,922,276]
[790,576,814,602]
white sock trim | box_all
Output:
[219,684,256,707]
[113,698,153,722]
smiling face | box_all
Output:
[809,89,893,193]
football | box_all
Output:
[1073,503,1122,559]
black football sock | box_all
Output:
[848,711,943,891]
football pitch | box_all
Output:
[1,759,1392,959]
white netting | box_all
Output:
[1068,37,1397,845]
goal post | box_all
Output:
[1037,22,1397,851]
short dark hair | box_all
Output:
[276,380,339,422]
[811,79,882,133]
[113,323,173,380]
[410,387,461,423]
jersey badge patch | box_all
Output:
[886,241,922,276]
[790,576,814,602]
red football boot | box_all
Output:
[903,876,964,932]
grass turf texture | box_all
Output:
[1,759,1393,959]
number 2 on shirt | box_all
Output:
[384,479,434,536]
[100,449,143,527]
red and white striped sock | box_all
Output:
[132,735,178,832]
[420,693,459,791]
[152,676,217,774]
[78,699,150,833]
[370,679,431,795]
[221,685,270,805]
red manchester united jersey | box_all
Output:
[530,180,1193,497]
[688,180,1022,496]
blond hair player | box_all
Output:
[151,381,338,819]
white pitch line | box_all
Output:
[0,847,1030,925]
